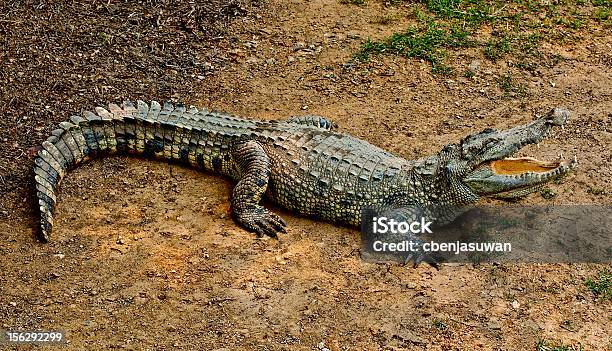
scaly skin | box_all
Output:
[33,101,577,265]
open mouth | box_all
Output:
[490,156,577,178]
[465,155,578,198]
[463,107,578,198]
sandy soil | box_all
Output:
[0,0,610,350]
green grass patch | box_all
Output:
[497,73,527,96]
[593,7,610,19]
[540,188,557,200]
[373,13,400,24]
[586,186,604,195]
[536,340,584,351]
[485,32,542,65]
[341,0,368,5]
[355,21,474,73]
[432,318,448,330]
[424,0,521,25]
[484,35,512,60]
[585,270,612,300]
[592,0,611,6]
[348,0,609,73]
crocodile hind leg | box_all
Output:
[231,140,287,237]
[285,115,336,130]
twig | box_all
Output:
[1,96,15,114]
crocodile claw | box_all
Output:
[234,205,287,238]
[404,251,442,270]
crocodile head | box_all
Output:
[444,107,577,199]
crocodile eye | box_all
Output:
[484,138,499,148]
[480,128,497,135]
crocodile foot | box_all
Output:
[233,205,287,238]
[404,247,443,270]
[401,234,443,269]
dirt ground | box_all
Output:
[0,0,610,350]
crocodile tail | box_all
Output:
[33,100,183,242]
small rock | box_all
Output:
[405,282,417,289]
[9,302,17,307]
[228,48,244,56]
[511,300,520,309]
[487,321,502,330]
[288,56,296,63]
[134,297,148,305]
[468,60,481,74]
[293,42,306,51]
[301,105,308,110]
[53,253,65,259]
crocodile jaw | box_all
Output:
[464,156,578,198]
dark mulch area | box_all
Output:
[0,0,259,218]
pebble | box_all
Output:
[317,341,330,351]
[134,297,148,305]
[293,42,306,51]
[487,321,502,330]
[468,60,481,74]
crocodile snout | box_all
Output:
[545,107,570,126]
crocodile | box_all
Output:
[33,101,577,264]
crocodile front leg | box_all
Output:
[231,140,287,237]
[374,205,442,268]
